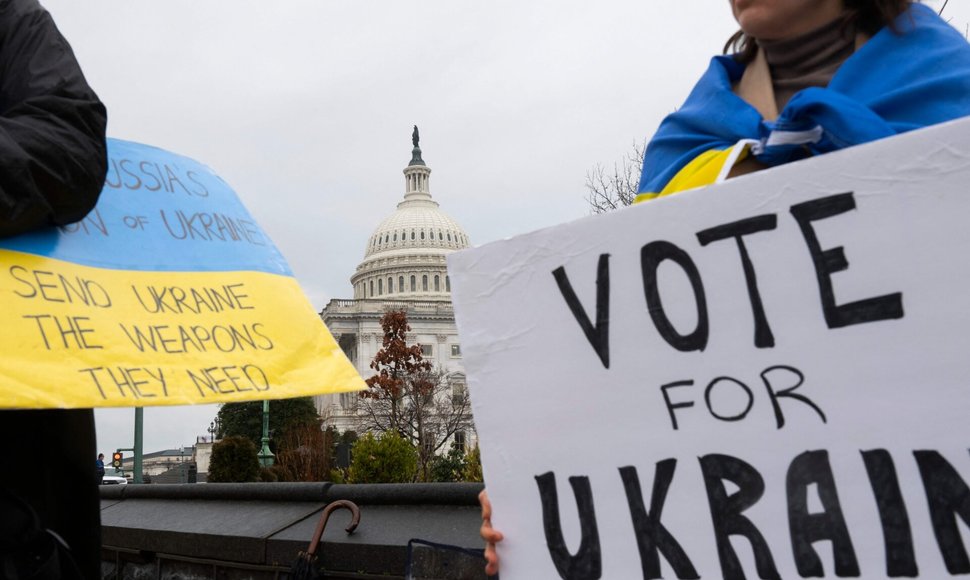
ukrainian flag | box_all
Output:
[0,139,365,408]
[636,3,970,202]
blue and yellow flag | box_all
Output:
[637,3,970,200]
[0,139,365,409]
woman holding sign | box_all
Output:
[635,0,970,200]
[481,0,970,574]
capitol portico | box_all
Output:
[317,129,475,450]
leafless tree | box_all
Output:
[585,140,646,214]
[937,0,968,38]
[275,422,335,481]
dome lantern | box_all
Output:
[350,129,470,301]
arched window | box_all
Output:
[399,276,405,292]
[446,276,450,292]
[447,233,452,241]
[434,275,440,291]
[411,231,415,240]
[393,233,397,241]
[388,277,393,294]
[410,275,416,292]
[420,231,425,240]
[369,280,374,297]
[422,275,428,291]
[378,278,383,295]
[439,232,443,240]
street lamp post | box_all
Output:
[207,420,218,443]
[133,407,144,484]
[257,399,274,467]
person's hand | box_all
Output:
[479,489,503,576]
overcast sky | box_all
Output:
[36,0,965,461]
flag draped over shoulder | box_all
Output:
[638,3,970,197]
[0,139,365,409]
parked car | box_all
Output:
[101,467,128,485]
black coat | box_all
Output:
[0,0,107,238]
[0,1,107,579]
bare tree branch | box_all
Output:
[585,140,646,214]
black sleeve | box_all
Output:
[0,0,107,238]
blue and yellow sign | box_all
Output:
[0,139,365,408]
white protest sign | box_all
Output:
[448,117,970,579]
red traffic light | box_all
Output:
[112,451,123,468]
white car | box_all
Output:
[101,467,128,485]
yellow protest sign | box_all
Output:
[0,139,365,408]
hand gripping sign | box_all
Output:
[0,139,364,408]
[448,117,970,579]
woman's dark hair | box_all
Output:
[724,0,914,63]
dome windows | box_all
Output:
[358,154,469,282]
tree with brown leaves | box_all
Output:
[358,309,473,481]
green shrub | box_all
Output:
[463,446,483,482]
[208,436,260,482]
[430,442,467,482]
[347,431,417,483]
[327,468,347,484]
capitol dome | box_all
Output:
[351,129,470,301]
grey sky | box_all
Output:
[35,0,964,459]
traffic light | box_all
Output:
[112,451,123,468]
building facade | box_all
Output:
[317,130,475,451]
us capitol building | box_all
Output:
[316,128,475,450]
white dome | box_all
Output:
[351,140,469,301]
[364,197,470,259]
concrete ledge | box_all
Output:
[100,482,487,579]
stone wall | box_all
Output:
[99,482,489,579]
